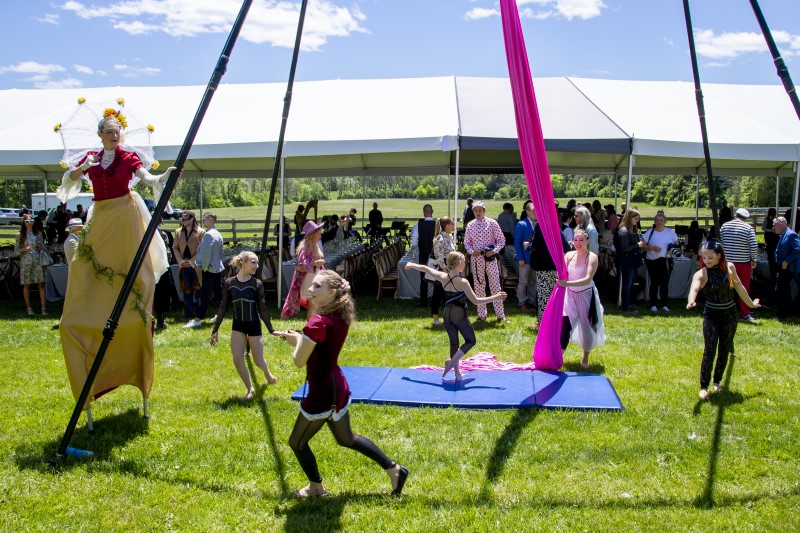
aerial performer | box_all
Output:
[499,0,568,369]
[272,270,409,497]
[686,241,760,400]
[55,98,174,409]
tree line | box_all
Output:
[1,174,794,210]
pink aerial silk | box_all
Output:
[499,0,567,370]
[412,352,536,373]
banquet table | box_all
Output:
[396,247,433,300]
[45,263,69,301]
[280,241,365,299]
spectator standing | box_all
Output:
[293,204,306,236]
[195,212,225,324]
[74,204,87,223]
[686,220,706,255]
[346,208,359,239]
[773,217,800,318]
[641,212,679,312]
[430,216,457,326]
[762,207,779,304]
[561,209,575,243]
[591,200,606,233]
[411,204,436,308]
[16,214,46,316]
[462,198,475,230]
[616,208,645,313]
[497,203,517,247]
[719,208,758,322]
[514,202,536,311]
[605,205,619,234]
[63,218,83,265]
[719,199,732,226]
[464,201,507,322]
[531,217,571,324]
[174,211,205,328]
[574,206,599,256]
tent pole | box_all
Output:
[792,162,799,230]
[277,157,285,306]
[361,175,366,230]
[199,171,203,219]
[625,155,634,208]
[43,176,47,211]
[695,174,699,220]
[454,148,460,224]
[613,172,618,210]
[775,174,780,212]
[683,0,720,233]
[447,174,451,217]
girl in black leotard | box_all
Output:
[405,251,507,381]
[210,251,277,401]
[687,241,760,401]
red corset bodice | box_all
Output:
[82,147,143,201]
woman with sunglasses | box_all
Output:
[687,240,760,401]
[173,211,205,327]
[16,214,47,316]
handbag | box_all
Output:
[424,256,439,281]
[39,250,53,267]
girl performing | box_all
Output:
[687,241,760,400]
[405,251,507,381]
[556,229,606,369]
[210,251,277,401]
[273,270,408,497]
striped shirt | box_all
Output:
[720,219,757,263]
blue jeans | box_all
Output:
[620,266,638,309]
[198,271,222,319]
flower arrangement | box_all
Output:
[151,160,160,170]
[77,97,86,104]
[53,123,61,132]
[116,97,125,106]
[146,124,155,133]
[60,161,69,169]
[103,108,128,129]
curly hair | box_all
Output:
[313,270,356,325]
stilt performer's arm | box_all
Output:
[498,0,567,370]
[51,0,256,464]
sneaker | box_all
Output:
[713,384,724,393]
[650,306,658,312]
[661,306,670,313]
[699,389,709,401]
[183,319,201,328]
[740,315,757,323]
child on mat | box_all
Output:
[687,240,760,401]
[272,270,409,497]
[405,251,507,381]
[210,251,277,401]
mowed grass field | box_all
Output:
[1,280,798,531]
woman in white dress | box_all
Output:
[557,229,606,369]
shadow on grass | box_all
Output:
[14,407,148,472]
[245,355,290,498]
[479,408,540,500]
[562,361,607,374]
[276,491,392,533]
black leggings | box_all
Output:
[700,310,738,389]
[443,303,476,357]
[288,411,394,483]
[645,257,670,307]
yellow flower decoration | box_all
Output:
[60,161,69,169]
[117,97,125,106]
[116,113,128,129]
[77,97,86,104]
[54,123,61,132]
[146,124,155,133]
[151,160,160,170]
[102,108,128,129]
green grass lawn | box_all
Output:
[1,289,798,531]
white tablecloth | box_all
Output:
[397,249,433,300]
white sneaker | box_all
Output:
[661,306,670,313]
[183,319,201,328]
[650,306,658,312]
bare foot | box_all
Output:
[264,370,278,385]
[294,483,329,497]
[442,358,453,377]
[454,366,463,382]
[241,389,255,401]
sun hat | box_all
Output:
[735,208,750,219]
[303,220,324,235]
[68,218,84,228]
[472,201,486,210]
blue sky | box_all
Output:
[1,0,798,90]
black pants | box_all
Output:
[645,257,670,307]
[419,272,430,306]
[700,309,738,389]
[288,411,393,483]
[775,270,798,318]
[430,279,444,316]
[443,303,476,357]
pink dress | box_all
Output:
[563,255,606,351]
[281,246,322,318]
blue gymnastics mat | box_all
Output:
[290,366,623,411]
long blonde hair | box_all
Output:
[313,270,356,325]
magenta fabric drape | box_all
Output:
[499,0,567,370]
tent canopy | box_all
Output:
[1,76,798,179]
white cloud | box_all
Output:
[664,37,675,48]
[694,28,800,60]
[0,61,66,76]
[58,0,367,51]
[114,64,162,77]
[33,77,84,89]
[33,13,61,25]
[74,64,94,74]
[465,7,498,20]
[466,0,605,21]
